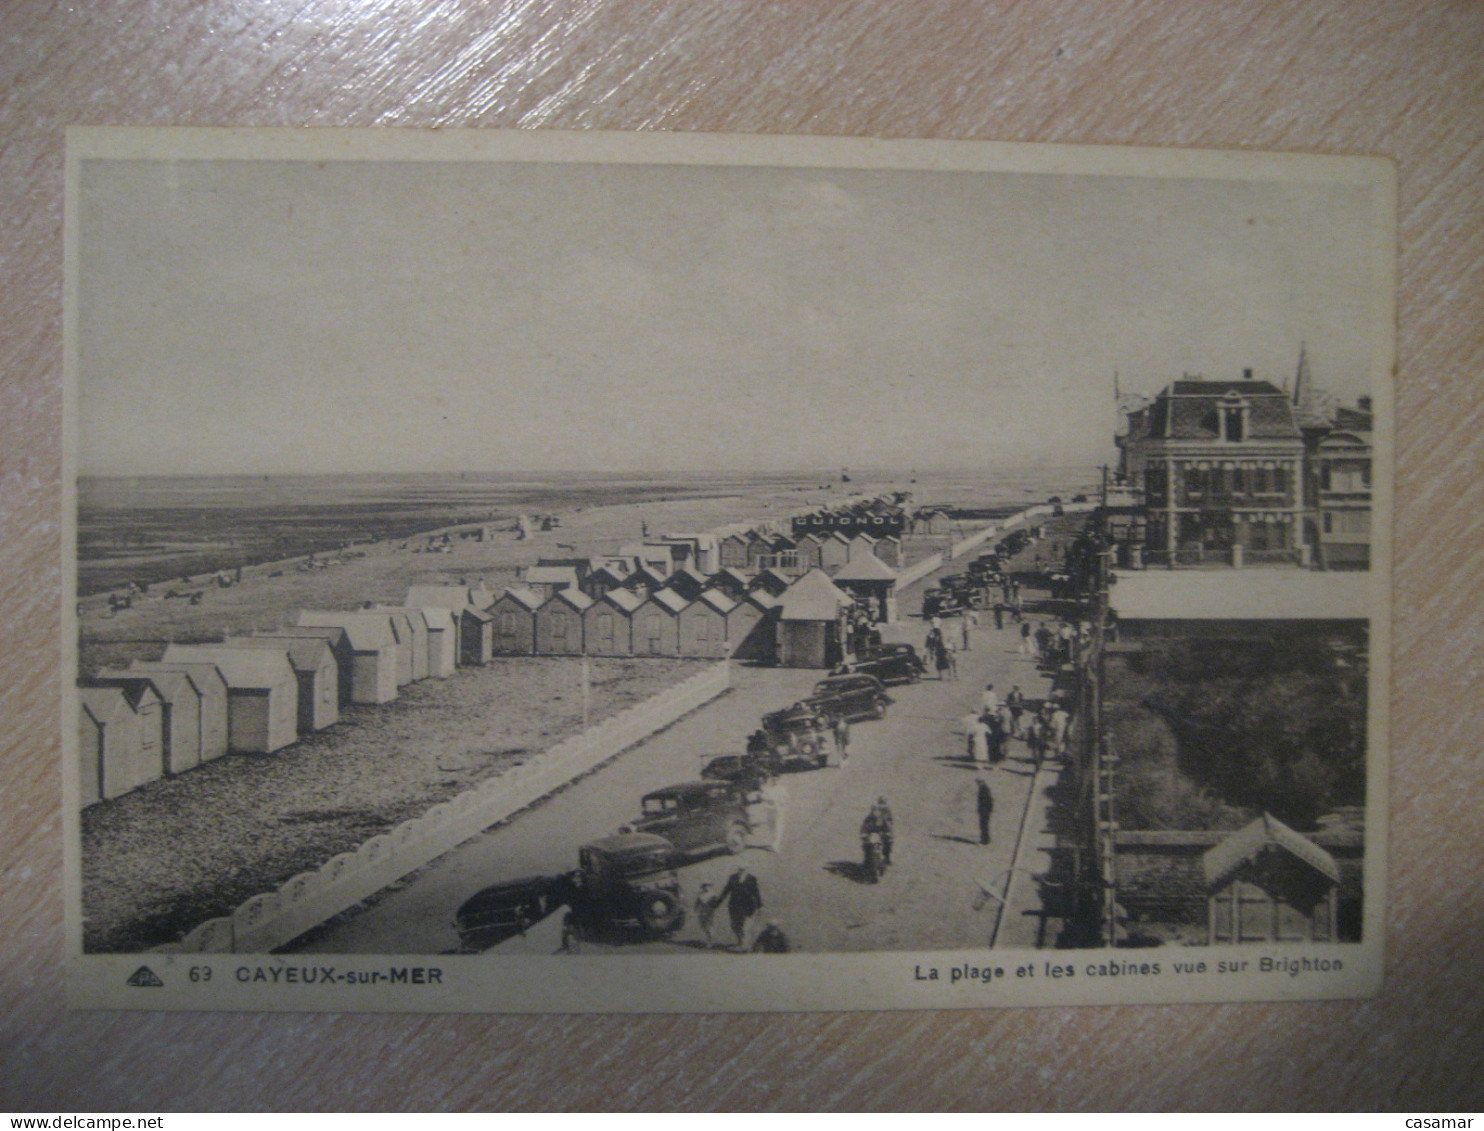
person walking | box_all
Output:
[966,713,990,765]
[1050,703,1072,761]
[961,609,977,651]
[975,774,995,845]
[694,882,719,948]
[833,715,851,766]
[943,639,959,681]
[1034,623,1052,662]
[925,625,944,673]
[751,772,786,852]
[1006,685,1026,738]
[1019,621,1032,655]
[993,602,1005,630]
[717,865,764,950]
[981,683,999,715]
[986,711,1005,766]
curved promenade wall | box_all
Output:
[163,661,731,954]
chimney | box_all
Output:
[1242,368,1253,380]
[1358,395,1373,413]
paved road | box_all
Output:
[296,569,1061,956]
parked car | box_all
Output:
[808,673,892,721]
[922,587,964,618]
[837,642,926,685]
[700,752,773,784]
[754,707,836,771]
[453,874,562,952]
[630,780,759,859]
[565,832,685,938]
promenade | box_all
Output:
[298,533,1077,955]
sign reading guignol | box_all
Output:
[64,128,1393,1013]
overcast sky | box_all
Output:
[76,151,1385,476]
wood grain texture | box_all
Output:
[2,0,1481,1111]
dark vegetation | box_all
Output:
[1108,630,1367,831]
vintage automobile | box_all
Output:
[565,832,686,938]
[837,642,927,685]
[630,780,758,859]
[700,751,774,784]
[752,707,837,771]
[921,586,964,618]
[453,874,562,952]
[808,673,892,721]
[760,673,891,754]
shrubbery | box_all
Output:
[1111,633,1367,831]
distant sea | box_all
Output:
[76,466,1099,595]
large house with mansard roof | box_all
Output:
[1113,353,1373,572]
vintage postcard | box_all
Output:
[63,129,1393,1012]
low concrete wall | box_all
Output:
[895,502,1096,592]
[948,524,998,560]
[895,553,944,591]
[165,661,732,954]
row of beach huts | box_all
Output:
[76,592,488,808]
[76,511,915,811]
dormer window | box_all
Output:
[1219,391,1250,442]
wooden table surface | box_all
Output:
[2,0,1481,1111]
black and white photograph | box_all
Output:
[63,129,1393,1012]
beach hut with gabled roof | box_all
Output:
[583,589,640,656]
[535,588,593,655]
[705,566,752,601]
[622,562,668,598]
[295,612,399,704]
[793,532,826,572]
[132,660,229,762]
[665,565,710,603]
[456,605,494,666]
[78,684,163,804]
[679,589,733,658]
[523,564,580,601]
[833,552,900,624]
[845,531,878,562]
[775,569,852,669]
[618,542,675,577]
[915,509,954,536]
[362,607,423,685]
[817,531,851,573]
[371,606,431,682]
[718,530,753,570]
[744,531,775,572]
[749,567,791,598]
[402,604,457,677]
[1204,813,1341,944]
[873,533,903,568]
[226,634,340,734]
[490,587,542,655]
[725,591,779,663]
[161,644,299,754]
[583,563,630,601]
[632,589,686,656]
[257,625,354,705]
[93,668,201,774]
[403,587,491,667]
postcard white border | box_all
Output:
[63,128,1395,1013]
